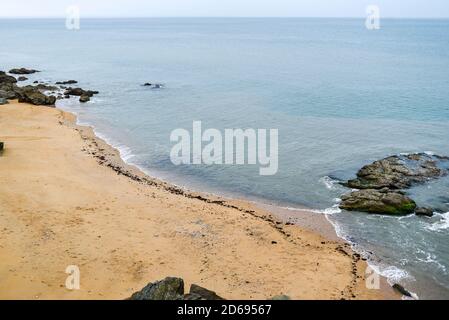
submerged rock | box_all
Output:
[143,83,164,89]
[9,68,39,75]
[17,76,28,81]
[56,80,77,85]
[129,277,184,300]
[340,189,416,215]
[344,154,447,190]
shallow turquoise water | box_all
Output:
[1,18,449,299]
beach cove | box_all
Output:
[0,100,395,299]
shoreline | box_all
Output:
[0,100,397,299]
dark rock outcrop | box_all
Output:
[17,86,56,106]
[129,277,184,300]
[0,142,3,151]
[340,153,448,215]
[340,189,416,215]
[415,207,434,217]
[0,71,18,84]
[9,68,39,75]
[128,277,225,300]
[344,154,447,190]
[17,76,28,81]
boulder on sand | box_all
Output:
[128,277,225,300]
[0,142,4,151]
[340,188,416,215]
[0,98,9,105]
[17,86,56,106]
[184,284,224,300]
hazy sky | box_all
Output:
[1,0,449,18]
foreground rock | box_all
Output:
[0,98,8,105]
[344,154,448,190]
[185,284,224,300]
[340,189,417,215]
[128,277,224,300]
[129,277,184,300]
[9,68,39,75]
[0,142,3,151]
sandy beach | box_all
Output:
[0,100,395,300]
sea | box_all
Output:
[1,18,448,299]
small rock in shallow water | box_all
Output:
[79,94,90,103]
[392,283,413,298]
[65,87,99,97]
[17,76,28,81]
[415,207,434,217]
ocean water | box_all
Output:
[1,18,449,299]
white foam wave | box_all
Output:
[426,212,449,232]
[319,176,337,190]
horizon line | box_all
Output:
[1,16,449,19]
